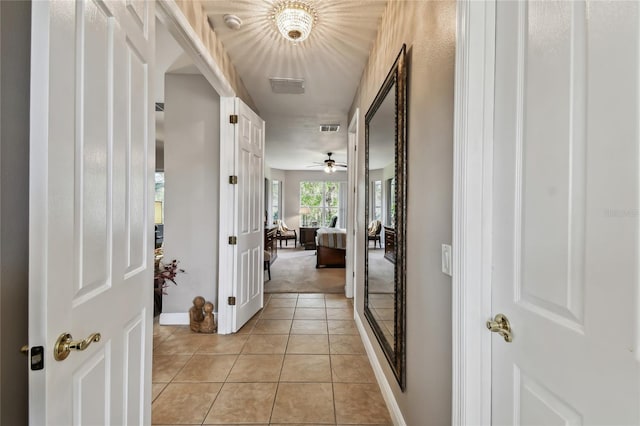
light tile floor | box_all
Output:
[152,293,393,425]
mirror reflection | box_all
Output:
[367,82,397,350]
[364,44,406,390]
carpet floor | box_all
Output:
[265,247,345,293]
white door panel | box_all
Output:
[29,0,154,424]
[492,1,639,424]
[218,98,265,333]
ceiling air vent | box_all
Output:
[269,78,305,94]
[155,102,165,112]
[319,124,340,132]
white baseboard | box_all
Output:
[355,314,406,426]
[159,312,189,325]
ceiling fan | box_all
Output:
[306,152,347,173]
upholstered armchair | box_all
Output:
[276,220,297,248]
[367,220,382,248]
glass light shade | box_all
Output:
[273,1,317,42]
[324,165,332,173]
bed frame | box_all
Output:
[316,246,346,268]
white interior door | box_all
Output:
[29,1,154,424]
[491,1,640,424]
[218,97,265,333]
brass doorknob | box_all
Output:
[486,313,513,342]
[54,332,101,361]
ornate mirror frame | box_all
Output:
[364,44,407,390]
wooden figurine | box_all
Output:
[198,302,217,333]
[189,296,205,332]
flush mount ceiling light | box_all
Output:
[270,1,318,43]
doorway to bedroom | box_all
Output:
[264,173,349,295]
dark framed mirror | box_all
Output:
[364,44,407,390]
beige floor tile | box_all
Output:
[151,383,167,402]
[296,298,325,308]
[297,293,326,299]
[291,319,328,335]
[153,333,208,355]
[151,383,222,425]
[271,382,335,424]
[226,354,283,382]
[203,382,277,424]
[260,306,295,319]
[153,337,164,350]
[169,325,196,335]
[152,355,191,382]
[333,383,392,424]
[325,293,349,300]
[329,334,366,354]
[328,320,359,335]
[269,293,299,299]
[286,334,330,354]
[267,297,298,307]
[242,334,289,354]
[196,334,248,354]
[252,319,293,334]
[331,355,376,383]
[280,354,332,382]
[236,315,260,334]
[325,299,353,309]
[326,308,354,320]
[294,307,327,320]
[173,355,237,382]
[153,323,179,339]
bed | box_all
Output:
[315,227,347,268]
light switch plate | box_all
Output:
[441,244,452,277]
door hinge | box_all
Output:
[229,175,238,184]
[230,114,238,124]
[228,236,237,245]
[228,296,236,306]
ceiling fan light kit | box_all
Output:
[305,152,346,173]
[271,1,318,43]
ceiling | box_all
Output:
[202,0,388,170]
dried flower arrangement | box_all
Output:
[154,258,185,295]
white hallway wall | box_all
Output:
[350,0,456,424]
[162,74,220,319]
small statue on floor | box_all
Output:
[189,296,205,332]
[198,301,217,333]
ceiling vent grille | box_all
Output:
[269,78,305,94]
[319,124,340,132]
[155,102,165,112]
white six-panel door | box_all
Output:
[218,97,265,334]
[29,1,154,424]
[491,1,639,424]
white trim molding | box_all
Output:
[156,0,235,98]
[159,312,189,325]
[452,0,496,425]
[355,314,406,426]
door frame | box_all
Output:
[346,109,359,300]
[451,0,496,424]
